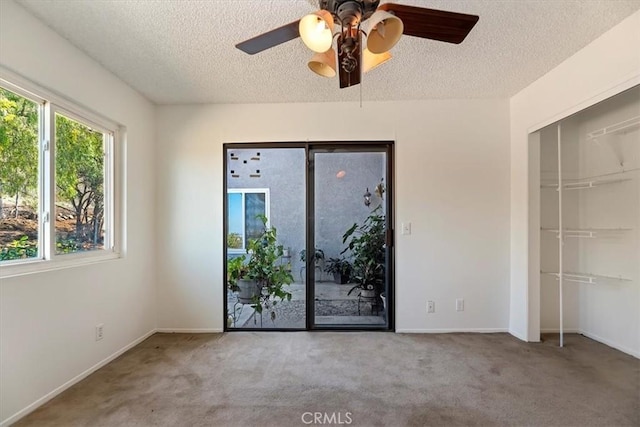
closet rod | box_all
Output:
[577,167,640,180]
[542,227,632,232]
[540,169,639,190]
[541,228,632,239]
[562,178,631,190]
[543,271,632,284]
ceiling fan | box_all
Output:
[236,0,479,89]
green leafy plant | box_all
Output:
[0,236,37,261]
[55,114,105,249]
[226,255,248,292]
[56,238,79,254]
[0,235,81,260]
[246,215,293,316]
[227,232,242,249]
[0,88,38,220]
[325,257,352,284]
[341,205,386,296]
[227,215,293,321]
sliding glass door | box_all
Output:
[224,142,393,331]
[309,146,391,329]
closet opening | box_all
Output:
[531,85,639,353]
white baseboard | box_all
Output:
[155,328,223,333]
[508,328,529,342]
[578,330,640,359]
[396,328,508,333]
[539,329,639,358]
[396,329,638,358]
[1,329,156,427]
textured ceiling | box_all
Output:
[15,0,640,105]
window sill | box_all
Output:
[227,249,248,255]
[0,251,121,279]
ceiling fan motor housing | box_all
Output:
[319,0,380,25]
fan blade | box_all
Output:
[379,3,478,44]
[338,33,362,89]
[236,20,301,55]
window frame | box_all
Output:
[227,188,270,253]
[0,68,122,278]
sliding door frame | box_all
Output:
[223,141,394,332]
[307,142,394,331]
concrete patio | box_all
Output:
[227,281,386,329]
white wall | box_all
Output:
[155,99,511,333]
[509,11,640,341]
[0,1,156,424]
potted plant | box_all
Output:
[226,214,293,320]
[299,247,325,266]
[325,257,352,284]
[341,205,386,301]
[227,255,259,304]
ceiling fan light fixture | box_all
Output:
[361,10,403,54]
[362,48,391,73]
[308,49,337,78]
[299,10,335,53]
[236,2,479,89]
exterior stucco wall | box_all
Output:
[227,147,385,278]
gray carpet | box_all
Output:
[16,333,640,426]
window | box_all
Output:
[54,112,111,254]
[0,74,118,271]
[227,188,270,251]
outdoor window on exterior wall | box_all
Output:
[227,188,270,252]
[0,75,118,273]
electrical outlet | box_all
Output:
[427,300,435,313]
[96,324,104,341]
[456,298,464,312]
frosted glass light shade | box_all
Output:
[362,48,391,73]
[362,10,403,54]
[299,10,334,53]
[308,49,337,77]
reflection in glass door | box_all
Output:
[310,147,391,329]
